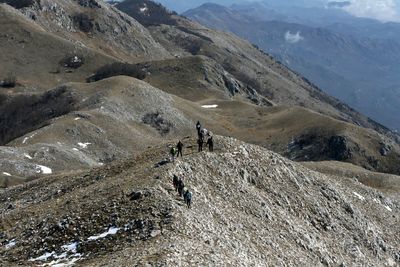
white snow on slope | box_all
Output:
[385,205,393,212]
[78,143,91,149]
[2,172,11,176]
[87,227,120,241]
[24,154,33,159]
[139,4,148,13]
[62,242,78,253]
[22,133,37,144]
[5,239,16,249]
[30,252,54,262]
[29,242,81,266]
[201,105,218,109]
[353,192,365,200]
[36,165,52,174]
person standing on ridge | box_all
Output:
[173,174,179,192]
[184,189,192,208]
[206,136,214,152]
[197,137,204,152]
[196,121,201,136]
[177,140,184,157]
[170,146,177,162]
[178,178,185,197]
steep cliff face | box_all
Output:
[0,137,398,266]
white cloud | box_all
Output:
[285,31,304,44]
[343,0,400,22]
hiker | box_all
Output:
[197,138,204,152]
[196,121,201,136]
[177,140,183,157]
[170,146,177,162]
[173,174,179,191]
[184,189,192,208]
[178,178,185,197]
[201,128,208,137]
[206,136,214,152]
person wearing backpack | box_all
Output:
[177,140,184,157]
[196,121,201,136]
[177,178,185,197]
[197,138,204,152]
[170,146,177,162]
[184,189,192,208]
[206,136,214,152]
[173,174,179,191]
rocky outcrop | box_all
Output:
[12,0,170,61]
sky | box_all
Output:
[153,0,400,22]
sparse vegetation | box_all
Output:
[116,0,177,27]
[142,112,172,136]
[0,0,39,9]
[73,13,94,33]
[76,0,101,8]
[0,86,76,145]
[60,54,85,69]
[0,74,16,88]
[88,63,147,82]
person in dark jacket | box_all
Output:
[184,189,192,209]
[196,121,201,136]
[206,136,214,152]
[197,138,204,152]
[177,178,185,197]
[173,174,179,191]
[177,140,184,157]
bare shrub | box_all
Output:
[0,0,39,9]
[142,112,173,136]
[0,75,16,88]
[60,54,85,69]
[0,86,76,145]
[73,13,94,32]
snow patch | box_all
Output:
[5,239,16,249]
[373,198,380,204]
[78,142,91,149]
[88,227,120,241]
[62,242,78,253]
[2,172,11,176]
[385,205,392,212]
[74,117,80,121]
[29,242,82,265]
[36,165,53,174]
[30,252,55,262]
[22,133,36,144]
[24,153,33,159]
[73,148,79,151]
[201,105,218,109]
[50,257,81,267]
[139,4,148,13]
[353,192,365,200]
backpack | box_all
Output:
[186,191,192,200]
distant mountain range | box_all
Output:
[184,2,400,131]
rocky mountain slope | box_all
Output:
[1,137,399,266]
[183,3,400,131]
[0,1,399,266]
[1,0,400,188]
